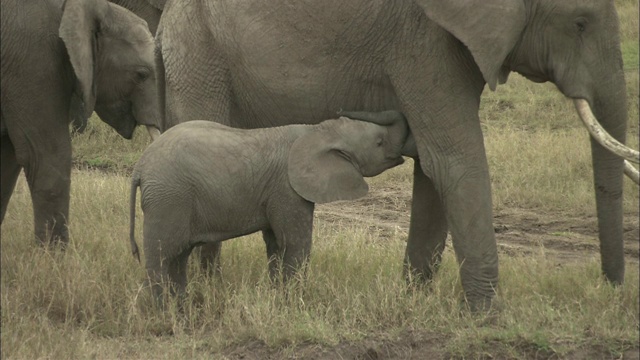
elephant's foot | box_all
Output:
[462,293,499,314]
[459,264,499,313]
[459,296,501,327]
[35,223,69,249]
[402,258,441,285]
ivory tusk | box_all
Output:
[574,99,639,164]
[146,126,161,141]
[624,161,640,184]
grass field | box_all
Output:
[2,2,639,359]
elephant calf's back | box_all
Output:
[137,122,290,240]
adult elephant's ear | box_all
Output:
[59,0,109,119]
[416,0,526,91]
[288,130,369,204]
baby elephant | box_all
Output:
[129,110,413,298]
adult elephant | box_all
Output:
[0,0,162,246]
[156,0,639,311]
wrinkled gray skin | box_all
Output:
[109,0,164,34]
[0,0,161,245]
[130,111,411,299]
[156,0,631,311]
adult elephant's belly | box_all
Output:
[230,58,401,129]
[225,5,401,129]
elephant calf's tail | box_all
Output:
[129,174,141,262]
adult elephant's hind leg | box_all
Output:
[404,161,448,283]
[1,135,22,223]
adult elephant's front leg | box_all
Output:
[404,161,448,283]
[443,162,498,312]
[390,64,498,312]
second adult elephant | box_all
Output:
[70,0,166,133]
[156,0,639,311]
[0,0,161,245]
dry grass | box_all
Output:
[2,171,638,358]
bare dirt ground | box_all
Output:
[317,182,639,266]
[221,182,639,360]
[221,333,638,360]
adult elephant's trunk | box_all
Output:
[131,70,163,142]
[146,126,161,141]
[576,71,631,285]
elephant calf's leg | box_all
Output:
[269,202,314,283]
[262,228,283,282]
[197,242,222,276]
[280,226,313,283]
[145,249,191,306]
[167,249,191,298]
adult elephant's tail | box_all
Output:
[129,173,141,262]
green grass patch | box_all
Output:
[622,41,639,70]
[71,113,152,173]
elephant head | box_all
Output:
[288,114,408,204]
[418,0,638,283]
[59,0,161,140]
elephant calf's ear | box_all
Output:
[288,131,369,204]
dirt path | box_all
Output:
[221,331,639,360]
[316,183,640,264]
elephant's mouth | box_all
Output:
[572,98,639,184]
[94,101,137,140]
[390,156,405,167]
[510,64,551,84]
